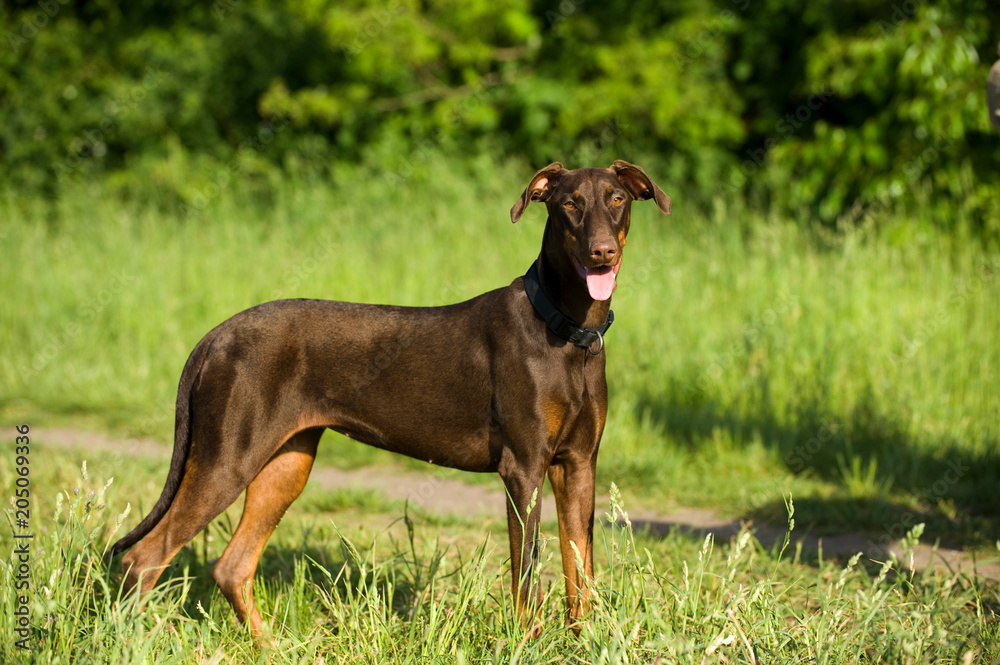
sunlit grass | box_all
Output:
[1,451,996,663]
[1,155,998,548]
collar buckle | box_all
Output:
[523,261,614,353]
[588,329,604,355]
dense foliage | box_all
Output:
[2,0,999,231]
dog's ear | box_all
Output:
[510,162,566,223]
[610,160,671,215]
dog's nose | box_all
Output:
[589,239,617,264]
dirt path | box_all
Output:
[34,427,1000,581]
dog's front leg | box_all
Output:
[548,452,596,631]
[499,457,547,634]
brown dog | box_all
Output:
[110,160,670,636]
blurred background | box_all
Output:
[1,0,998,227]
[1,1,998,549]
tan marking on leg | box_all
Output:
[212,428,321,641]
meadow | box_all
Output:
[1,156,998,662]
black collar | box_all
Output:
[523,260,614,354]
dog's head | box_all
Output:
[510,160,670,301]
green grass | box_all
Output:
[1,156,999,660]
[1,447,997,663]
[2,157,997,546]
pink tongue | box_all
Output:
[586,266,616,301]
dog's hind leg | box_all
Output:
[121,446,261,603]
[212,427,321,638]
[121,409,303,606]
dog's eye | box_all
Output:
[563,201,575,209]
[612,196,624,205]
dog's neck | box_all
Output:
[538,222,614,330]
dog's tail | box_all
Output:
[106,334,214,561]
